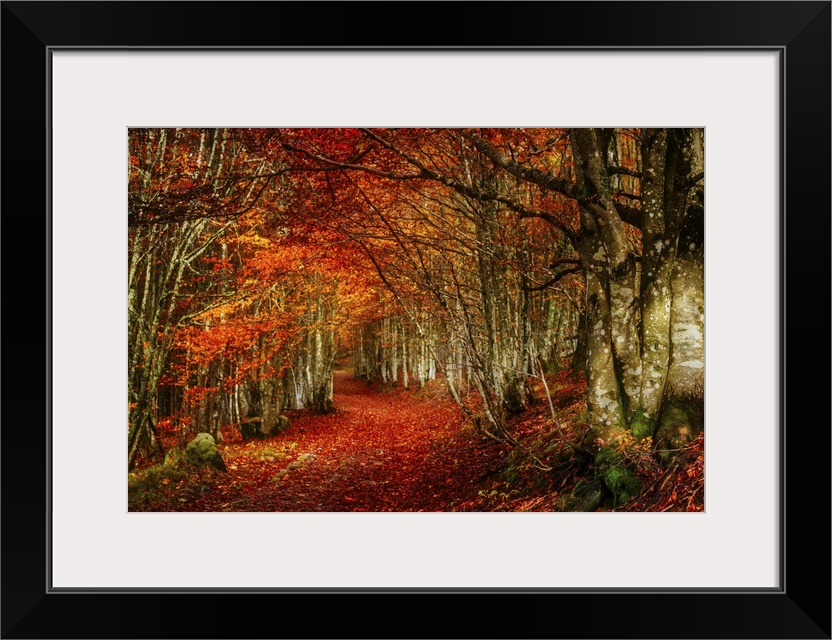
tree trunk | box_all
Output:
[567,128,705,453]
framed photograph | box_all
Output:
[3,2,829,638]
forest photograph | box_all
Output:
[128,127,705,513]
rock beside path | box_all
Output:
[185,433,227,472]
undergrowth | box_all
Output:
[129,370,704,513]
[455,369,704,513]
[128,448,218,511]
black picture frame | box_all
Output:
[2,2,829,638]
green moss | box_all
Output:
[185,433,227,472]
[605,467,642,506]
[555,490,579,512]
[656,397,704,462]
[128,462,189,511]
[260,446,286,460]
[630,407,654,441]
[573,479,590,497]
[595,446,643,507]
[561,479,606,512]
[164,447,185,467]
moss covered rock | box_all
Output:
[239,419,262,440]
[241,415,290,439]
[568,479,606,512]
[185,433,227,472]
[595,446,642,507]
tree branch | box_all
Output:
[462,131,579,199]
[607,165,643,179]
[680,171,705,190]
[288,129,581,244]
[522,266,582,291]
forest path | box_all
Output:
[189,370,505,511]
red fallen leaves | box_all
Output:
[179,371,505,512]
[617,434,705,512]
[138,366,702,513]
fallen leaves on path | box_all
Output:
[179,371,510,512]
[131,367,699,513]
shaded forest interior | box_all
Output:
[128,128,704,512]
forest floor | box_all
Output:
[129,368,703,512]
